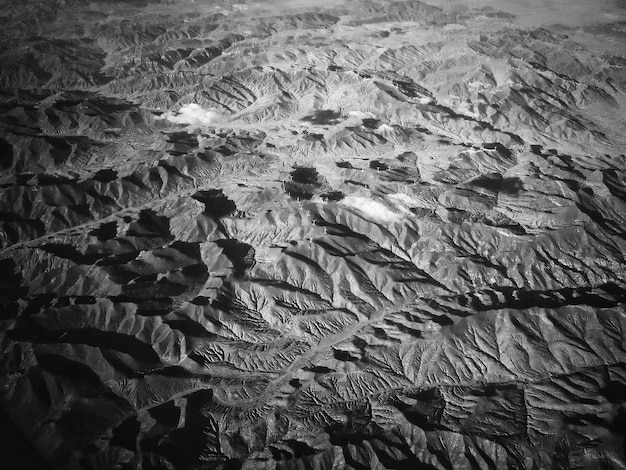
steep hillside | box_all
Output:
[1,1,626,469]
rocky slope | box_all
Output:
[1,0,626,469]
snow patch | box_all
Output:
[160,103,221,127]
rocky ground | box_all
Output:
[1,1,626,469]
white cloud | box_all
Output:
[161,103,221,127]
[340,196,403,223]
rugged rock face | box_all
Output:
[1,1,626,469]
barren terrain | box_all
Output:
[1,1,626,469]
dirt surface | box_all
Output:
[1,1,625,469]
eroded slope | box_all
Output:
[1,1,626,469]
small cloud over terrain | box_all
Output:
[341,196,403,222]
[161,103,221,127]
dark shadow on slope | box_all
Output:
[140,389,239,469]
[329,426,440,470]
[284,166,326,200]
[39,242,106,265]
[0,213,46,245]
[126,210,173,239]
[301,109,342,125]
[9,327,162,365]
[465,174,524,195]
[362,118,382,129]
[369,160,389,171]
[89,221,118,241]
[320,191,345,201]
[215,239,255,277]
[454,282,626,311]
[0,137,13,171]
[0,258,27,318]
[301,131,324,142]
[92,169,118,182]
[269,440,319,461]
[603,169,626,203]
[0,406,54,470]
[192,189,237,219]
